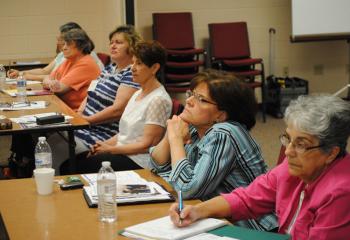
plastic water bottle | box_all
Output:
[0,64,6,90]
[34,136,52,169]
[16,72,27,101]
[97,161,117,223]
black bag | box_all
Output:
[266,77,308,118]
[8,134,36,178]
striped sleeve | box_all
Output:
[149,146,172,173]
[167,129,236,199]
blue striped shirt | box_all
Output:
[150,121,278,231]
[75,63,139,148]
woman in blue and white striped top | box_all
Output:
[150,69,278,231]
[74,25,141,151]
[57,25,141,174]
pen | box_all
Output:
[177,190,184,225]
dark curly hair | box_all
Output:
[190,69,258,130]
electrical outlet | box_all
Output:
[283,66,289,77]
[314,64,324,75]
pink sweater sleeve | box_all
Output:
[222,164,281,221]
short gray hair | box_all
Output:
[63,28,93,55]
[284,94,350,157]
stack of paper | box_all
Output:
[82,171,174,207]
[10,112,72,128]
[14,61,41,65]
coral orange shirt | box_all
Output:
[50,55,100,111]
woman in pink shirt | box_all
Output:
[169,94,350,240]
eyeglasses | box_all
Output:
[279,133,323,154]
[185,90,217,105]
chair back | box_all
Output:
[97,52,111,66]
[209,22,251,59]
[153,12,195,49]
[171,98,184,116]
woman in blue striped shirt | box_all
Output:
[150,69,278,231]
[74,25,141,151]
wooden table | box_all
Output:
[0,92,90,172]
[0,170,200,240]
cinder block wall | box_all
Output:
[135,0,349,97]
[0,0,123,61]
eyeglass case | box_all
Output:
[36,114,64,125]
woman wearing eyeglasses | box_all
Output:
[150,69,278,231]
[169,94,350,239]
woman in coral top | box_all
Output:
[43,28,100,111]
[169,95,350,240]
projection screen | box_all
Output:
[291,0,350,42]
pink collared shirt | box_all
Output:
[222,154,350,240]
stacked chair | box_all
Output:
[153,12,206,92]
[97,52,111,67]
[171,98,184,116]
[208,22,267,122]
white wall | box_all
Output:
[0,0,124,61]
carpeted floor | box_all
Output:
[250,113,286,169]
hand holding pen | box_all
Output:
[178,190,184,225]
[169,191,201,227]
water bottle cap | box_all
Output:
[38,136,46,141]
[102,161,111,167]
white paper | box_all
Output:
[185,233,239,240]
[14,61,41,65]
[10,112,72,123]
[122,232,239,240]
[82,171,172,204]
[123,216,226,240]
[6,78,42,85]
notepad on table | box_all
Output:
[120,216,227,240]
